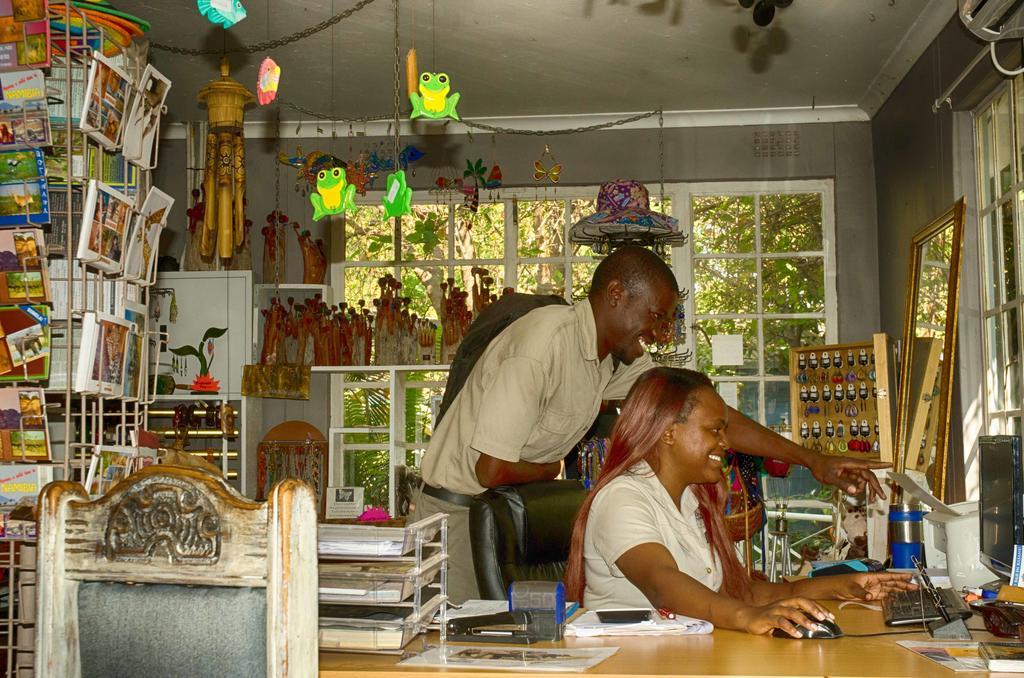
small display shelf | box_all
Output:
[787,334,896,463]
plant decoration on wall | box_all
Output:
[256,57,280,105]
[170,327,228,394]
[310,166,356,221]
[197,0,247,28]
[382,170,412,218]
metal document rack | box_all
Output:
[318,512,448,654]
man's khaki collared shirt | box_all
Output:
[421,298,653,495]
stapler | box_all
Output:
[446,610,546,644]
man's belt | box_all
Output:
[420,482,476,508]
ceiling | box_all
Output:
[119,0,963,125]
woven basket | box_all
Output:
[724,493,765,542]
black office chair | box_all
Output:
[469,479,587,600]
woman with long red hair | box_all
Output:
[564,367,915,637]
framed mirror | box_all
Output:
[893,199,965,500]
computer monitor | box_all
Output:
[978,435,1024,579]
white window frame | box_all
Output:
[675,180,838,426]
[971,79,1024,439]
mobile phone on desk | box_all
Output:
[595,609,652,624]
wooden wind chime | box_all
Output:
[197,56,255,262]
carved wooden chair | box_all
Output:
[35,464,318,678]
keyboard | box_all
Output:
[882,587,973,626]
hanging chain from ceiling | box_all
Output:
[152,0,380,55]
[278,101,664,136]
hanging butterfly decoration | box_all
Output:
[533,145,562,183]
[197,0,246,28]
[256,57,281,105]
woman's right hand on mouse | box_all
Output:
[737,597,834,637]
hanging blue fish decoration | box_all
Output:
[197,0,247,28]
[399,145,425,170]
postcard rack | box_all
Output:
[317,512,448,655]
[787,334,897,464]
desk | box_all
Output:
[319,602,1008,677]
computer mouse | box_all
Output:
[771,618,844,639]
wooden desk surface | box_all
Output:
[318,602,1007,678]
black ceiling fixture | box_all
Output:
[738,0,792,27]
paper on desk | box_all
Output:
[565,610,712,637]
[887,472,959,515]
[895,641,986,672]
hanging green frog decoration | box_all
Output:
[310,166,356,221]
[410,72,460,121]
[382,170,413,218]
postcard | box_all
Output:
[122,65,170,169]
[0,98,50,150]
[78,311,131,396]
[0,386,47,460]
[77,179,132,273]
[85,445,135,498]
[0,3,49,71]
[5,322,46,367]
[79,52,131,149]
[0,228,47,303]
[123,186,173,285]
[0,148,43,184]
[121,298,145,401]
[0,178,47,226]
[0,304,47,381]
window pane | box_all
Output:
[694,258,757,314]
[716,381,759,422]
[345,265,393,309]
[344,449,389,508]
[1017,78,1024,181]
[455,203,504,259]
[978,107,996,206]
[570,199,600,257]
[761,193,823,252]
[1007,308,1021,410]
[691,195,755,254]
[401,204,449,261]
[650,196,672,216]
[345,205,393,261]
[763,319,826,376]
[571,261,600,300]
[403,266,444,320]
[453,265,507,312]
[519,263,565,296]
[694,319,758,376]
[987,314,1006,413]
[764,380,791,430]
[984,211,1001,308]
[517,200,564,257]
[1002,199,1018,303]
[996,90,1014,197]
[761,257,825,313]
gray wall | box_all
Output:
[871,16,988,502]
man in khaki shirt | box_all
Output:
[413,246,887,603]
